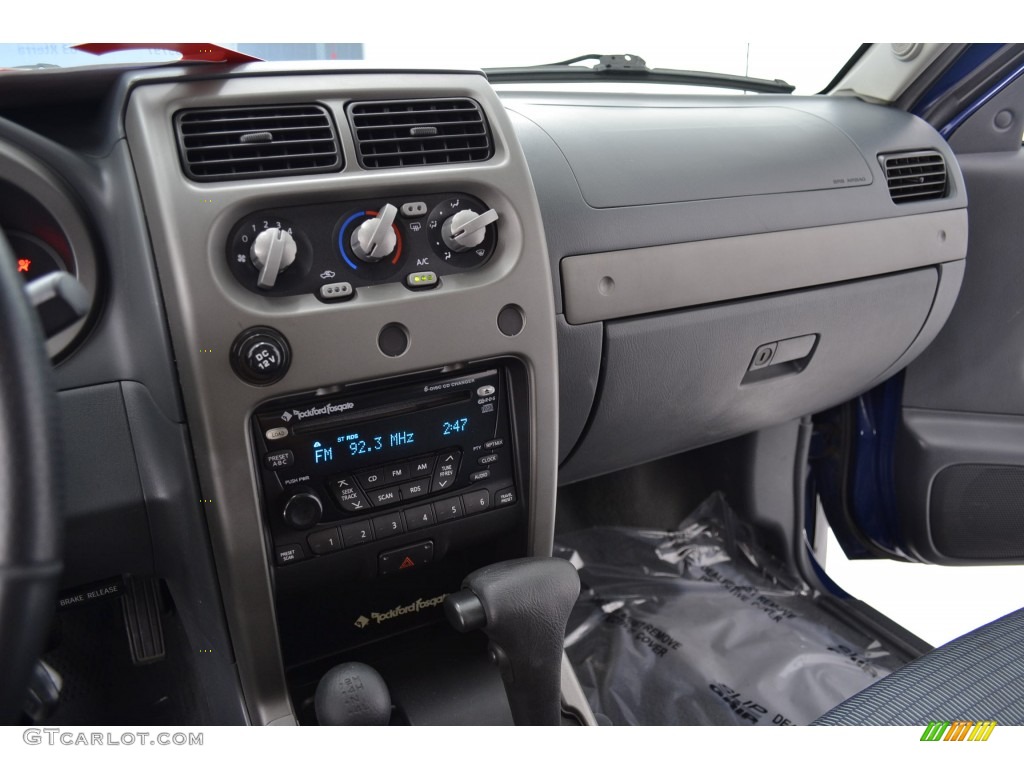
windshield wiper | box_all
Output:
[485,53,795,94]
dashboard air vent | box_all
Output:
[880,151,947,203]
[348,98,493,169]
[175,104,342,181]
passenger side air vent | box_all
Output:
[347,98,493,169]
[175,104,343,182]
[879,151,947,203]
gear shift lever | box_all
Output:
[444,557,580,726]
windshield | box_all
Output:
[0,42,856,95]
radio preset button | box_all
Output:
[477,453,499,466]
[307,527,342,555]
[356,468,387,489]
[462,489,490,515]
[411,456,436,478]
[400,479,429,500]
[330,477,371,513]
[372,512,405,539]
[431,451,461,494]
[340,520,374,547]
[404,505,435,531]
[369,486,402,507]
[263,449,294,470]
[496,487,517,507]
[433,497,464,523]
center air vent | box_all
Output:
[348,98,493,169]
[175,104,343,182]
[880,151,947,203]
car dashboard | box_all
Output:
[0,60,967,725]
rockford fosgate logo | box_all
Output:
[354,594,448,629]
[283,402,355,422]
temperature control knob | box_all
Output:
[441,208,499,253]
[350,204,398,263]
[251,227,298,289]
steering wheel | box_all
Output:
[0,227,62,723]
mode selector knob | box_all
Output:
[442,208,499,253]
[251,227,298,289]
[283,492,323,530]
[351,203,398,263]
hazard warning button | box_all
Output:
[378,541,435,576]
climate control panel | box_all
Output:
[226,192,498,300]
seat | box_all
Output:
[814,608,1024,725]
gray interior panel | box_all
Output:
[559,269,940,485]
[512,104,873,208]
[58,384,153,585]
[897,409,1024,564]
[560,210,966,324]
[507,93,967,318]
[903,151,1024,415]
[556,315,601,463]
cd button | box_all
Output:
[356,468,387,489]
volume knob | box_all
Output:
[283,492,323,530]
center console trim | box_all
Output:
[124,68,560,725]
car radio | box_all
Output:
[252,366,519,572]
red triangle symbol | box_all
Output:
[399,556,416,570]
